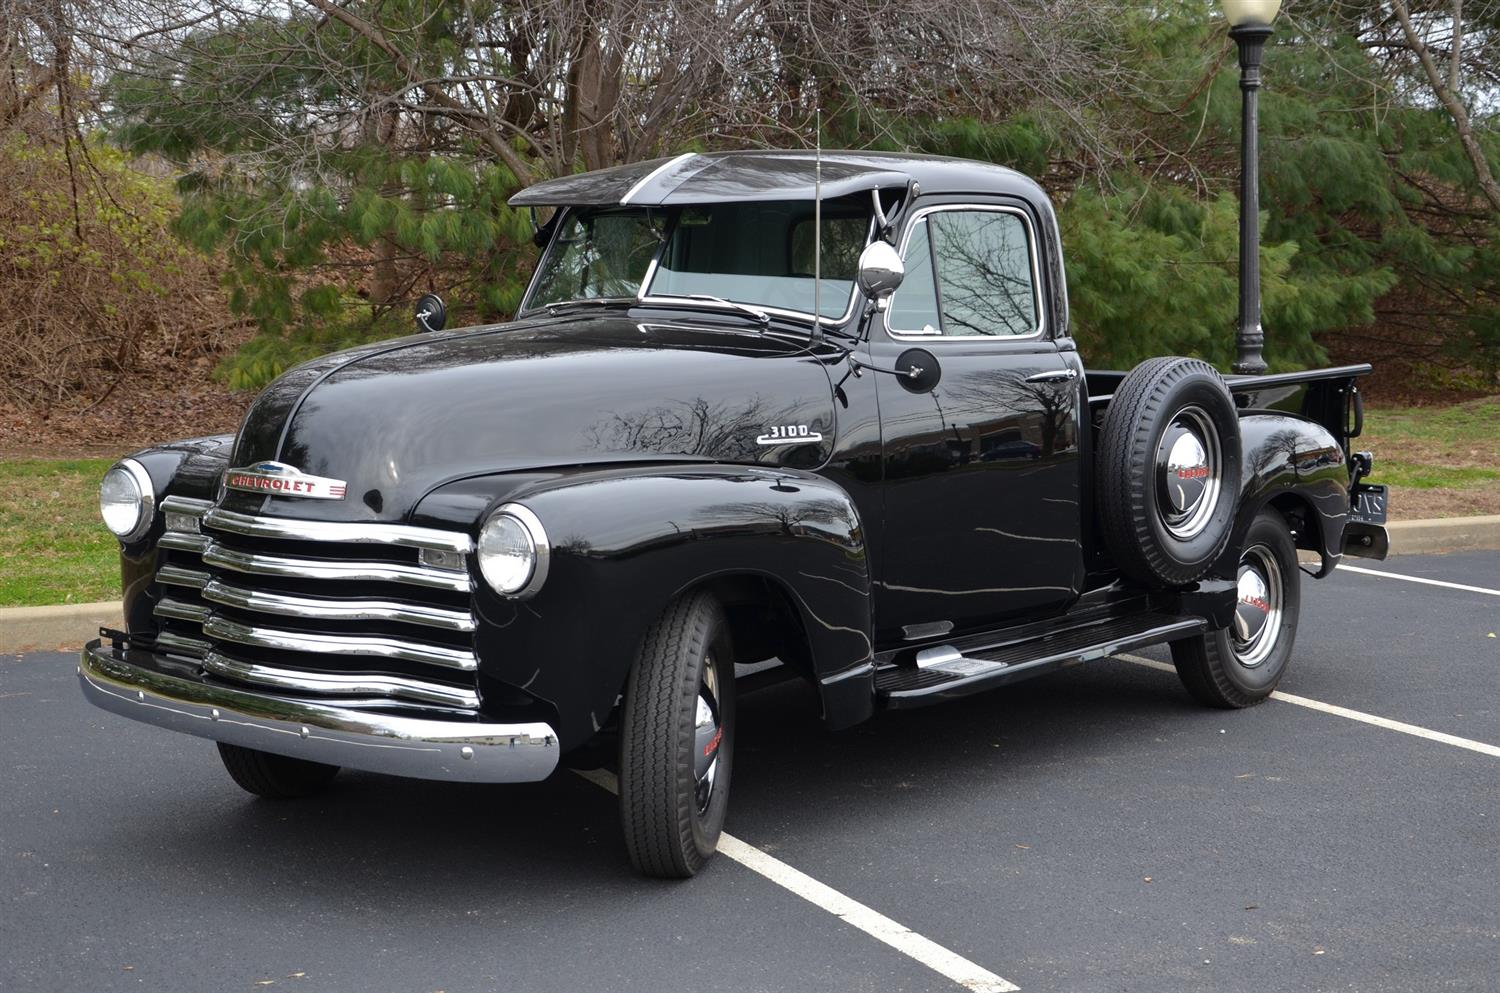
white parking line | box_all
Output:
[1338,564,1500,598]
[1117,653,1500,759]
[575,768,1020,993]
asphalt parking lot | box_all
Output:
[3,550,1497,993]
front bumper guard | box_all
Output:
[79,639,559,783]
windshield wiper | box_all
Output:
[683,294,771,326]
[544,298,632,315]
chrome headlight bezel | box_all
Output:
[100,458,155,543]
[476,503,550,598]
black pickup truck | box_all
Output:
[82,151,1389,877]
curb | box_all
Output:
[1384,514,1500,558]
[3,516,1498,654]
[3,601,120,655]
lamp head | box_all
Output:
[1221,0,1282,27]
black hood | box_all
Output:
[226,315,837,523]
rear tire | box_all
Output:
[217,743,339,799]
[619,591,735,879]
[1171,510,1301,708]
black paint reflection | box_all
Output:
[233,315,837,523]
[870,332,1085,639]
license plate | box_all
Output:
[1351,483,1388,525]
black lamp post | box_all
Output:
[1223,0,1281,375]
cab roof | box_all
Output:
[507,149,1047,208]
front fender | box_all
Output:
[1221,413,1349,577]
[115,434,236,634]
[451,465,874,750]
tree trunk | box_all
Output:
[1391,0,1500,215]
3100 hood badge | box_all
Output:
[756,424,824,447]
[223,461,347,500]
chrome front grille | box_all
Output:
[151,496,479,711]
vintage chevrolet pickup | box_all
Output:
[81,151,1390,877]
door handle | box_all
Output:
[1024,368,1079,384]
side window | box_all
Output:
[887,208,1040,338]
[885,218,940,334]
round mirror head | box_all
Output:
[856,241,904,300]
[895,348,941,394]
[415,293,446,332]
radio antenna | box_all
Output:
[811,100,824,345]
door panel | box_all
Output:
[872,203,1085,643]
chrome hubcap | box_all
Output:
[692,656,723,815]
[1233,545,1283,668]
[1158,406,1222,541]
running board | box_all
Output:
[875,613,1205,709]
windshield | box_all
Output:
[524,197,872,320]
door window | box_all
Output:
[886,207,1041,338]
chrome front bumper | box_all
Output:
[79,640,559,783]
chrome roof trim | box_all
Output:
[620,152,696,205]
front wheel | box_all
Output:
[217,743,339,798]
[619,591,735,878]
[1170,510,1301,708]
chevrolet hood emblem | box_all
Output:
[223,461,347,500]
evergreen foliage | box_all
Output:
[94,0,1500,387]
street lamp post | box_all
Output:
[1222,0,1281,375]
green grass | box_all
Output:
[1357,396,1500,518]
[1361,399,1500,454]
[0,458,119,607]
[1375,461,1500,490]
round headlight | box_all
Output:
[476,504,549,597]
[100,459,154,541]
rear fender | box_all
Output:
[1220,413,1349,578]
[464,465,875,749]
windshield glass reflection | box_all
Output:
[525,197,871,320]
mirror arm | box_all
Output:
[870,189,889,236]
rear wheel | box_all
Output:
[1170,510,1301,708]
[217,743,339,799]
[619,591,735,878]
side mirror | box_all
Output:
[415,293,446,332]
[856,241,904,306]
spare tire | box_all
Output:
[1097,356,1242,587]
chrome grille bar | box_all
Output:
[201,579,475,632]
[201,541,471,593]
[202,615,477,671]
[159,532,210,553]
[155,597,209,624]
[161,496,212,516]
[155,630,210,658]
[202,508,472,554]
[202,652,480,709]
[151,497,480,712]
[157,565,209,589]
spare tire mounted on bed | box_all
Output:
[1097,356,1243,587]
